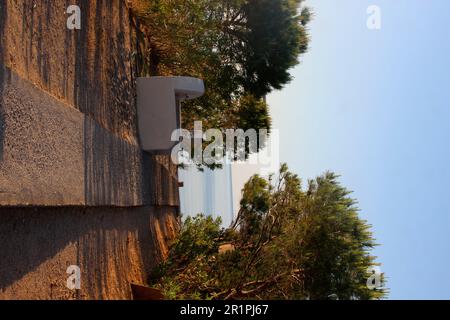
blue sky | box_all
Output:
[268,0,450,299]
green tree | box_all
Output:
[151,165,387,300]
[287,172,386,299]
[131,0,310,149]
[238,0,312,97]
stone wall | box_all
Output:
[0,0,180,299]
[1,0,136,141]
[0,206,178,300]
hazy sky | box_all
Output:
[268,0,450,299]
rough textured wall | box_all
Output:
[0,66,85,205]
[0,0,180,206]
[0,0,180,299]
[0,206,179,300]
[1,0,136,142]
[0,65,180,207]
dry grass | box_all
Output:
[127,0,148,15]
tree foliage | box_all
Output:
[131,0,310,132]
[150,165,387,300]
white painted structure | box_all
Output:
[136,76,205,152]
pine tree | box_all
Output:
[151,165,387,300]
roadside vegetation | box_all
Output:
[150,165,387,300]
[130,0,311,151]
